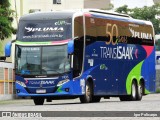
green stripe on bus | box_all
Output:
[126,61,144,94]
[57,86,63,92]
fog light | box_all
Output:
[65,88,69,92]
[16,89,20,93]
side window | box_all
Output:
[96,18,110,42]
[85,17,97,45]
[116,22,129,44]
[118,23,154,46]
[73,16,84,77]
[74,17,83,39]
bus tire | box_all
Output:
[129,81,137,101]
[80,81,93,103]
[119,81,137,101]
[33,97,44,105]
[136,82,143,101]
[92,97,101,103]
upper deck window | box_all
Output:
[17,18,72,42]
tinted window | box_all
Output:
[87,16,154,46]
[17,19,72,42]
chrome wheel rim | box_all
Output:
[86,84,91,100]
[132,83,136,98]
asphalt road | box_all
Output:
[0,94,160,120]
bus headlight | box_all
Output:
[16,80,26,87]
[57,79,69,87]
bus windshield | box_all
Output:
[17,19,72,42]
[15,45,70,75]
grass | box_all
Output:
[0,99,31,105]
[156,88,160,93]
[0,100,18,105]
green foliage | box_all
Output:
[156,88,160,93]
[115,5,130,14]
[0,0,16,40]
[115,4,160,34]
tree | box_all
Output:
[115,4,160,34]
[115,5,130,14]
[0,0,16,40]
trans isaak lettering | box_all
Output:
[100,46,134,60]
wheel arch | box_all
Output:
[86,76,94,88]
[126,76,138,95]
[139,78,145,95]
[86,76,94,94]
[132,78,138,85]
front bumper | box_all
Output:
[15,80,83,97]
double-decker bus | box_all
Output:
[6,9,155,105]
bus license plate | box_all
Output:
[36,89,46,93]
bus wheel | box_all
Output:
[92,97,101,103]
[129,81,137,101]
[33,97,44,105]
[80,81,93,103]
[119,81,137,101]
[136,82,143,101]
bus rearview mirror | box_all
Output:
[5,41,12,57]
[68,40,74,54]
[4,40,16,57]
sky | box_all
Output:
[112,0,154,9]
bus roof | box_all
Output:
[20,9,152,26]
[87,9,152,26]
[20,11,75,21]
